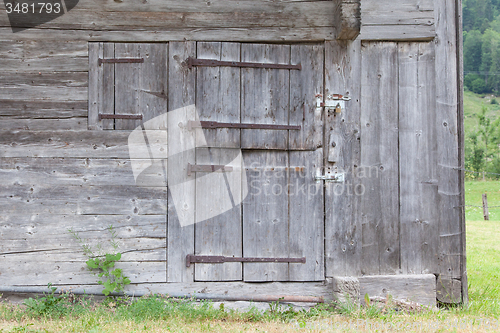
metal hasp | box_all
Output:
[315,169,345,183]
[316,94,351,113]
[98,114,143,120]
[187,163,233,176]
[98,58,145,66]
[185,57,301,70]
[186,254,306,267]
[187,120,301,131]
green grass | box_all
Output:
[465,180,500,220]
[464,90,500,134]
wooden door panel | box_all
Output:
[241,44,290,150]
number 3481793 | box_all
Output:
[5,2,62,14]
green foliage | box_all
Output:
[68,225,131,296]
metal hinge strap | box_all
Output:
[186,57,301,70]
[187,163,233,176]
[98,114,143,120]
[186,255,306,267]
[188,121,300,131]
[98,58,145,66]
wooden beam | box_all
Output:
[334,0,361,40]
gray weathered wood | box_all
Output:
[288,150,324,281]
[334,0,361,40]
[436,276,462,303]
[359,42,400,275]
[324,39,362,277]
[0,130,168,159]
[167,41,196,283]
[435,0,463,291]
[196,42,241,148]
[194,42,243,282]
[359,0,435,41]
[0,100,87,119]
[114,43,142,130]
[289,44,324,151]
[241,44,290,150]
[359,274,436,307]
[0,27,336,43]
[0,118,86,131]
[482,194,489,220]
[243,151,289,281]
[399,42,439,275]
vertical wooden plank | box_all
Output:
[241,44,290,150]
[194,148,243,281]
[324,40,362,277]
[196,42,240,148]
[167,41,196,283]
[289,44,324,151]
[140,43,168,127]
[359,42,400,275]
[435,0,463,285]
[243,151,289,282]
[288,150,324,281]
[88,42,101,130]
[101,43,115,130]
[399,42,439,275]
[194,42,243,281]
[115,43,141,130]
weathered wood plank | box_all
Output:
[359,42,400,275]
[358,274,436,307]
[0,157,165,187]
[241,44,290,150]
[0,100,87,119]
[88,42,102,130]
[435,0,464,298]
[114,43,142,130]
[0,27,336,42]
[289,43,324,151]
[167,41,196,283]
[324,39,362,277]
[243,151,289,282]
[399,42,439,275]
[436,276,462,304]
[0,40,88,72]
[0,184,168,215]
[0,2,336,31]
[0,118,86,130]
[194,42,242,282]
[288,150,324,281]
[359,25,435,42]
[0,72,87,88]
[0,214,165,256]
[196,42,240,148]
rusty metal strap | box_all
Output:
[186,254,306,267]
[99,114,143,120]
[187,163,233,176]
[186,57,301,70]
[98,58,145,66]
[188,121,300,131]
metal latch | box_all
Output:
[315,169,345,183]
[316,94,351,113]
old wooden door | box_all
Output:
[191,42,325,282]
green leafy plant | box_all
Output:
[69,225,131,296]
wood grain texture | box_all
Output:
[0,100,87,119]
[289,44,324,151]
[288,150,324,281]
[241,44,290,150]
[243,151,289,281]
[359,0,435,41]
[167,41,196,283]
[334,0,361,40]
[359,274,436,307]
[434,0,464,302]
[0,130,168,159]
[194,42,242,281]
[399,42,439,275]
[359,42,400,275]
[324,39,362,277]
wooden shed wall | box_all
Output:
[0,0,465,303]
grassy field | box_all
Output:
[0,183,498,332]
[464,90,500,134]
